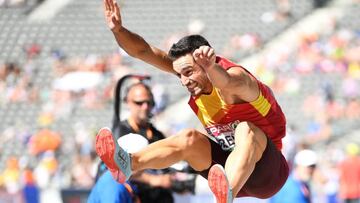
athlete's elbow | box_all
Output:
[121,48,142,59]
[116,42,149,59]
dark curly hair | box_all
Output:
[168,35,211,60]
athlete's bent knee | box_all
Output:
[177,128,204,150]
[177,129,211,170]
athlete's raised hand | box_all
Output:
[103,0,122,32]
[193,46,216,70]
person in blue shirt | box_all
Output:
[88,170,137,203]
[270,149,318,203]
[22,168,40,203]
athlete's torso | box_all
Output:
[188,56,286,151]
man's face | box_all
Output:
[298,165,316,181]
[126,85,154,123]
[173,54,212,96]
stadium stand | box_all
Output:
[1,0,360,202]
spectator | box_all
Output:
[1,157,21,194]
[22,168,40,203]
[338,143,360,203]
[88,169,138,203]
[23,43,41,60]
[271,149,318,203]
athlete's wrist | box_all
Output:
[111,26,124,34]
[204,63,219,73]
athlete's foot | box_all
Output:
[95,127,132,183]
[208,164,233,203]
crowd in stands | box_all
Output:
[0,0,360,202]
[0,47,172,202]
[251,24,360,143]
[0,61,38,105]
[247,11,360,202]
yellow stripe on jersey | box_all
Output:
[195,87,227,125]
[250,92,271,117]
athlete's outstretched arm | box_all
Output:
[103,0,175,74]
[193,46,259,102]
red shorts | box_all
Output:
[199,136,289,199]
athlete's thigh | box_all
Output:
[233,121,267,161]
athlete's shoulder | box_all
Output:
[215,56,238,70]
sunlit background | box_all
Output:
[0,0,359,202]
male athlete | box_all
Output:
[96,0,289,202]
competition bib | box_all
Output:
[205,120,241,151]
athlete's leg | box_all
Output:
[225,122,267,198]
[131,128,212,172]
[96,128,212,183]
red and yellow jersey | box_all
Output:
[188,56,286,151]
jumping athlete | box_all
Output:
[96,0,289,202]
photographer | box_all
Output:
[89,81,174,203]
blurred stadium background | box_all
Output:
[0,0,359,202]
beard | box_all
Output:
[137,111,152,123]
[189,86,203,96]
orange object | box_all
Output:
[29,129,61,155]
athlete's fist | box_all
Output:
[193,46,216,70]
